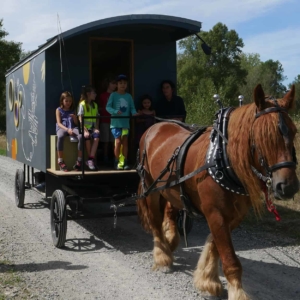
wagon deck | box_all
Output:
[47,168,137,176]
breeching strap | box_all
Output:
[141,161,215,198]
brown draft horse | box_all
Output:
[137,84,299,300]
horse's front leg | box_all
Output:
[194,234,223,297]
[195,212,249,300]
[147,192,173,271]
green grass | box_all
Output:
[242,201,300,243]
[0,134,6,156]
[0,259,30,299]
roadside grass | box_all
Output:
[0,259,31,299]
[0,134,6,156]
[242,200,300,243]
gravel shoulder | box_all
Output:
[1,155,300,300]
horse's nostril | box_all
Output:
[275,182,284,195]
[275,180,299,199]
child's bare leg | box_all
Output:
[114,137,121,159]
[57,151,64,159]
[85,140,91,157]
[91,138,99,157]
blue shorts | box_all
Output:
[111,128,129,139]
[85,129,100,140]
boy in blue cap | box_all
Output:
[106,75,139,170]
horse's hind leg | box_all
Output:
[161,197,180,252]
[194,234,223,297]
[147,192,173,271]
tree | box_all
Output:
[259,59,287,97]
[20,50,33,61]
[178,23,247,124]
[238,55,287,104]
[0,19,22,131]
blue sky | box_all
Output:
[2,0,300,86]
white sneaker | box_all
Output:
[86,160,95,170]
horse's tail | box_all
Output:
[136,182,152,233]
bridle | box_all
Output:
[250,98,297,185]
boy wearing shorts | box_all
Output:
[106,75,138,170]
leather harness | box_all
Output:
[136,100,297,219]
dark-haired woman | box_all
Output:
[156,80,186,122]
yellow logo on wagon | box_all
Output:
[23,62,30,85]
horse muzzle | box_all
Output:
[273,178,299,200]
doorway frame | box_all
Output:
[89,37,135,97]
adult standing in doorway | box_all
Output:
[155,79,186,122]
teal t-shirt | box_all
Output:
[106,92,137,129]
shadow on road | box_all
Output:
[0,260,88,273]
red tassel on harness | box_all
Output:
[262,185,281,221]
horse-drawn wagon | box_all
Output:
[5,14,203,248]
[6,13,300,300]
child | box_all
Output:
[77,85,100,171]
[136,94,156,147]
[97,77,117,164]
[56,91,82,171]
[106,74,138,170]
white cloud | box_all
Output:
[244,27,300,84]
[1,0,297,83]
[1,0,288,51]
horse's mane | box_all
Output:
[227,100,294,214]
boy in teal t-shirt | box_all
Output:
[106,75,138,170]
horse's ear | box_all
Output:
[282,85,296,111]
[254,84,266,111]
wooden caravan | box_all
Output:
[5,14,202,247]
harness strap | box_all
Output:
[255,107,287,118]
[269,161,296,172]
[212,125,228,144]
[177,127,208,220]
[141,161,215,197]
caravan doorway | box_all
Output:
[90,38,135,165]
[90,38,133,95]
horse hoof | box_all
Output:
[194,273,223,297]
[152,264,172,273]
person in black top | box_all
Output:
[155,79,186,122]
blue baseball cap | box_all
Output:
[116,74,128,81]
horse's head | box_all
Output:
[252,84,299,200]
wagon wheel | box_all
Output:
[177,211,194,236]
[15,169,25,208]
[50,190,67,248]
